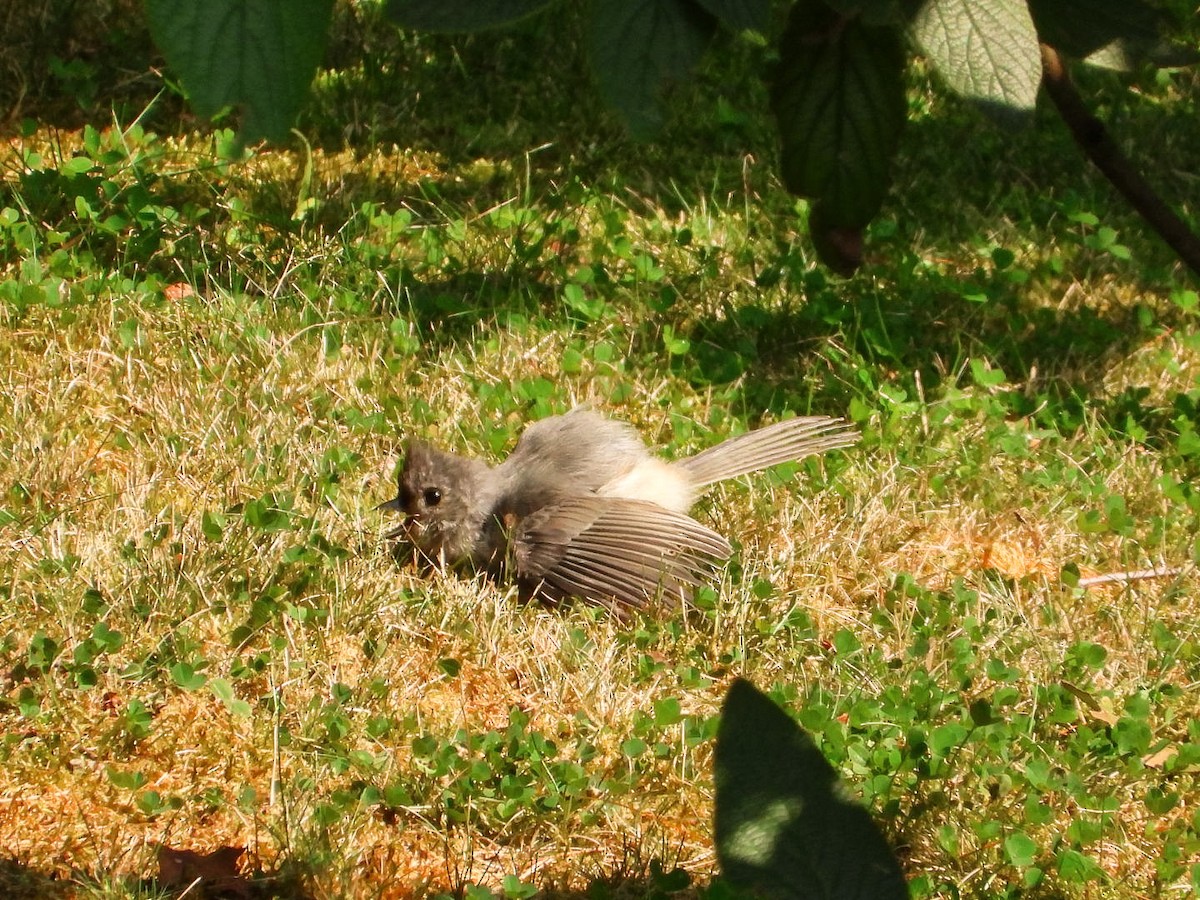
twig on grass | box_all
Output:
[1076,566,1185,588]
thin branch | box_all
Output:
[1040,43,1200,277]
[1076,566,1184,588]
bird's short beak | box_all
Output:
[376,495,414,541]
[375,495,403,513]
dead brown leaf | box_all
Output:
[1142,745,1177,768]
[156,843,250,898]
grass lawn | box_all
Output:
[2,5,1199,898]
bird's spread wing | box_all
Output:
[513,496,731,612]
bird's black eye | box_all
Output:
[423,487,442,507]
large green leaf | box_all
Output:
[384,0,556,33]
[822,0,909,27]
[715,679,907,899]
[1029,0,1200,71]
[144,0,334,143]
[771,0,906,269]
[910,0,1041,114]
[693,0,769,32]
[588,0,718,138]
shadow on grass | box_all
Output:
[0,853,322,900]
[374,266,562,344]
[0,845,1080,899]
[369,239,1194,437]
[0,857,71,900]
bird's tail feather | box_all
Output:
[673,416,858,487]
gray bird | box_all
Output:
[378,409,858,612]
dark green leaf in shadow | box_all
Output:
[822,0,910,27]
[771,1,906,270]
[909,0,1041,119]
[1028,0,1200,71]
[808,205,865,276]
[384,0,556,33]
[144,0,334,143]
[693,0,769,33]
[714,678,907,899]
[588,0,718,138]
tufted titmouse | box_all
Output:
[379,408,857,612]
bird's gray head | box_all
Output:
[381,440,494,566]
